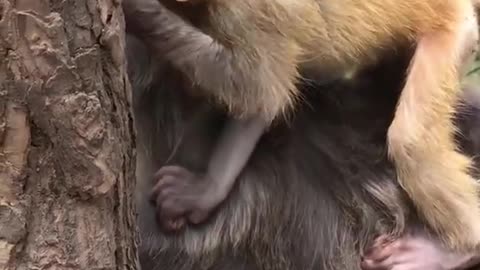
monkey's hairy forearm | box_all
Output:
[123,0,298,121]
[207,118,267,197]
[124,0,239,99]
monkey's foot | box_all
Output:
[150,165,221,232]
[361,234,480,270]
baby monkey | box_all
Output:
[123,0,480,252]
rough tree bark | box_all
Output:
[0,0,138,269]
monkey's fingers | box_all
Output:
[360,258,395,270]
[361,245,397,270]
[156,195,189,230]
[155,182,192,211]
[154,165,192,181]
[149,184,165,205]
[154,194,188,232]
[363,237,400,262]
[154,175,180,191]
[156,194,186,215]
[150,175,180,202]
[372,235,393,247]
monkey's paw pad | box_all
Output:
[150,165,218,231]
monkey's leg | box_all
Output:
[387,5,480,250]
[151,117,267,231]
[361,233,480,270]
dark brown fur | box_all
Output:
[126,34,480,269]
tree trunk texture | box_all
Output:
[0,0,138,269]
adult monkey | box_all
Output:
[126,32,480,270]
[124,0,480,253]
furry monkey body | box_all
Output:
[123,0,480,251]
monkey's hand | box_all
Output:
[150,165,223,232]
[361,234,480,270]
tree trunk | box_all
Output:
[0,0,139,269]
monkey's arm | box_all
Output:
[206,118,267,197]
[151,117,267,231]
[123,0,301,121]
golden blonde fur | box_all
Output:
[200,0,480,251]
[203,0,462,119]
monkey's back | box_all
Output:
[207,0,470,67]
[315,0,467,64]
